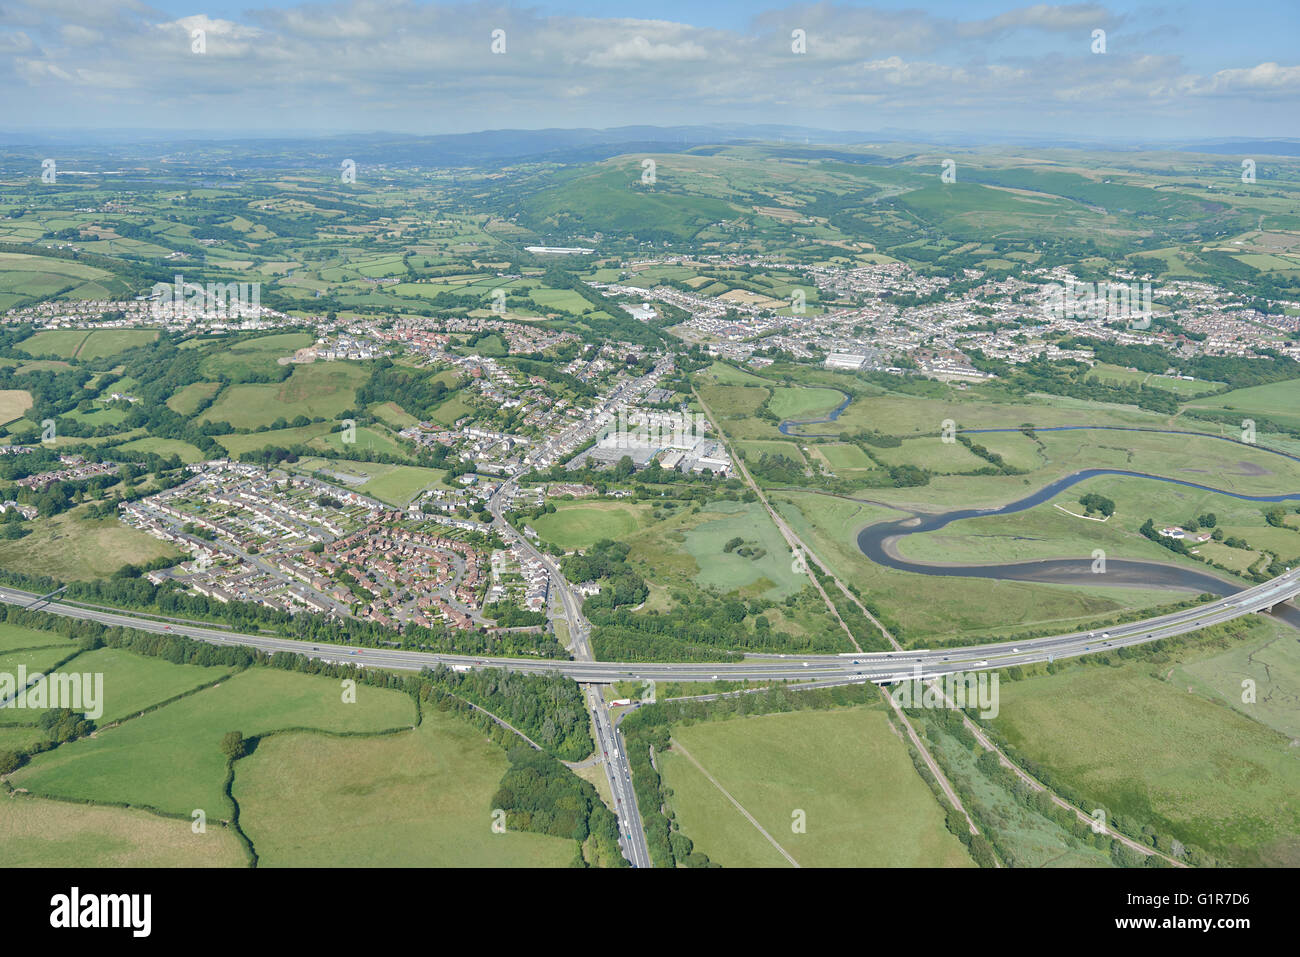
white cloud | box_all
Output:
[0,0,1292,136]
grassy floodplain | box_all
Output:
[769,489,1185,645]
[699,360,1300,642]
[986,631,1300,867]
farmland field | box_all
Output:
[235,709,575,867]
[0,795,247,867]
[0,389,32,424]
[8,667,417,817]
[8,645,236,725]
[16,328,157,361]
[200,362,369,428]
[659,706,972,867]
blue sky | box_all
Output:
[2,1,1297,139]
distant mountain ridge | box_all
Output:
[2,125,1298,162]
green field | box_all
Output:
[353,463,447,505]
[530,501,651,549]
[988,652,1300,867]
[681,500,804,599]
[428,391,476,426]
[0,510,183,581]
[15,330,88,359]
[0,620,77,654]
[815,443,875,469]
[116,436,206,463]
[0,645,81,679]
[9,667,416,817]
[16,328,157,361]
[660,706,973,867]
[314,424,410,460]
[737,439,807,466]
[235,710,575,867]
[198,332,315,381]
[0,795,247,867]
[0,252,126,311]
[767,386,844,421]
[1189,378,1300,431]
[201,362,369,429]
[8,645,236,725]
[1171,617,1300,739]
[166,381,221,415]
[371,401,419,428]
[216,423,333,456]
[0,389,32,425]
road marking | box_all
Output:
[670,739,800,868]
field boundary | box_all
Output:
[669,738,800,867]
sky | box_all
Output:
[2,0,1297,141]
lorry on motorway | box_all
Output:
[450,664,472,673]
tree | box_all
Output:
[220,730,246,761]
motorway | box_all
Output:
[5,565,1299,684]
